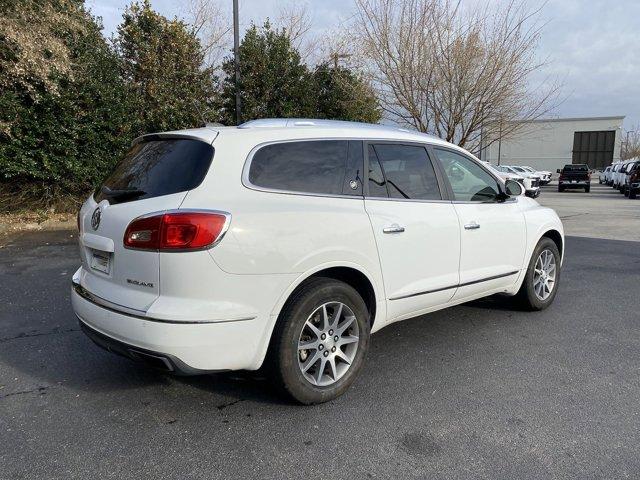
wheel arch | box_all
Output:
[540,229,564,261]
[254,264,383,370]
[271,264,381,330]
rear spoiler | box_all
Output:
[132,129,220,147]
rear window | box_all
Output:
[563,164,589,171]
[248,140,361,196]
[95,138,214,204]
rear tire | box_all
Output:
[516,238,561,311]
[558,186,564,192]
[269,277,371,404]
[630,189,637,199]
[585,185,590,193]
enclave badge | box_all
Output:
[91,207,101,230]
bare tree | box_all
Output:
[275,2,317,62]
[352,0,560,151]
[187,0,232,69]
[621,126,640,160]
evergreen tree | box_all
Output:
[0,0,131,205]
[312,63,381,123]
[220,22,314,125]
[115,0,218,134]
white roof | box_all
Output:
[135,118,465,153]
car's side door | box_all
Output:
[432,147,527,301]
[363,142,460,323]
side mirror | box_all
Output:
[556,169,561,174]
[505,179,524,197]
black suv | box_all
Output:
[557,164,591,192]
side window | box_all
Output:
[249,141,348,195]
[371,144,442,200]
[435,148,501,202]
[367,145,389,197]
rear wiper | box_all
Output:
[101,186,146,199]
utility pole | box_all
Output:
[331,52,351,69]
[233,0,242,125]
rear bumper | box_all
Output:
[78,319,212,375]
[559,181,589,186]
[72,281,267,373]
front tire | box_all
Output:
[269,277,370,404]
[516,238,561,311]
[585,185,590,193]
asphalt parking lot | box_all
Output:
[1,183,639,479]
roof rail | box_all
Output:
[237,118,417,134]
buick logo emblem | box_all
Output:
[91,208,101,230]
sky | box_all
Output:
[86,0,640,129]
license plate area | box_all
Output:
[90,250,111,274]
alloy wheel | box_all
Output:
[297,302,359,387]
[533,249,557,301]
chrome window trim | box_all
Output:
[241,137,454,203]
[240,137,518,205]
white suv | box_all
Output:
[72,119,564,404]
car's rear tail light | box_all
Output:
[124,211,230,251]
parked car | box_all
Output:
[619,159,640,194]
[493,165,541,198]
[626,161,640,199]
[482,162,527,192]
[612,161,632,189]
[557,164,591,192]
[604,165,616,185]
[622,160,640,197]
[600,166,611,184]
[72,119,564,404]
[514,165,552,185]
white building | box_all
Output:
[481,116,624,171]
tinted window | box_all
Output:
[370,144,441,200]
[563,164,589,171]
[367,145,389,197]
[95,138,214,204]
[436,149,500,202]
[249,141,349,195]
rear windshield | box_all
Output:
[562,164,589,171]
[95,138,214,204]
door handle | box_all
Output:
[464,222,480,230]
[383,224,405,234]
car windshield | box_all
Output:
[563,164,589,171]
[511,166,526,172]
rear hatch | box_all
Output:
[561,165,590,181]
[78,136,215,311]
